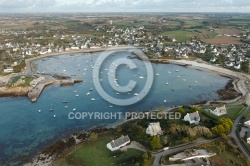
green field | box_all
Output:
[184,20,203,27]
[53,134,143,166]
[202,104,246,120]
[160,30,199,42]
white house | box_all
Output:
[210,57,216,63]
[244,120,250,128]
[183,111,200,124]
[146,122,163,136]
[210,105,227,116]
[3,65,13,73]
[234,64,241,70]
[225,61,234,67]
[71,46,80,50]
[107,135,130,151]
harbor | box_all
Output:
[28,78,83,102]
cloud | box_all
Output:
[0,0,55,8]
[0,0,250,12]
[0,0,35,8]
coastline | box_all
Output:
[25,46,138,74]
[3,49,250,165]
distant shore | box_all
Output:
[25,46,137,74]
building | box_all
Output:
[146,122,163,136]
[106,135,130,151]
[3,65,13,73]
[244,120,250,128]
[247,131,250,144]
[169,149,216,161]
[183,111,200,124]
[234,63,241,70]
[210,105,227,116]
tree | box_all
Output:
[89,132,98,142]
[241,61,249,73]
[217,124,225,133]
[220,133,229,141]
[178,107,186,117]
[192,106,201,113]
[142,153,153,166]
[150,136,162,150]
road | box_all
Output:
[153,92,250,166]
[152,139,216,166]
[229,92,250,161]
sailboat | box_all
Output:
[63,98,67,103]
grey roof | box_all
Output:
[109,135,130,148]
[189,112,200,121]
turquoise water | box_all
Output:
[0,52,229,165]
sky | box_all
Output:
[0,0,250,13]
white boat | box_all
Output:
[194,81,198,83]
[38,110,41,113]
[64,106,68,108]
[73,108,76,111]
[183,79,186,81]
[177,76,180,78]
[63,98,67,103]
[166,82,169,85]
[86,92,91,95]
[91,98,96,101]
[139,76,144,79]
[74,90,77,93]
[164,100,167,103]
[63,70,66,72]
[109,105,113,108]
[116,93,120,95]
[134,93,139,96]
[155,73,160,76]
[168,71,171,74]
[53,115,56,118]
[90,88,94,91]
[75,94,79,97]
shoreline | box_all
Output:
[25,46,138,74]
[3,50,250,165]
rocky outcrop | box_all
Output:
[0,86,32,97]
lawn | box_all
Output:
[53,134,143,166]
[183,20,203,27]
[202,104,246,120]
[160,30,199,42]
[210,149,249,166]
[8,76,33,87]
